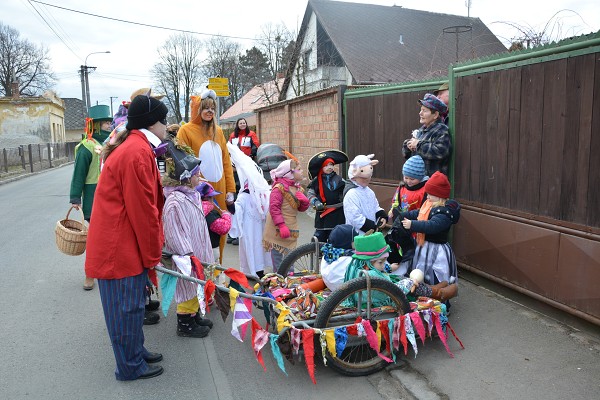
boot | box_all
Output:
[146,299,160,311]
[193,313,214,329]
[144,310,160,325]
[177,314,209,338]
[83,277,94,291]
[429,282,458,301]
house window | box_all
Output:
[303,49,312,71]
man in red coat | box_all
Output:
[85,92,168,380]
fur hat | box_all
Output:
[348,154,378,181]
[418,93,448,115]
[352,232,390,260]
[424,171,451,198]
[123,88,165,109]
[402,155,425,180]
[126,94,168,130]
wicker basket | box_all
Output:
[55,206,88,256]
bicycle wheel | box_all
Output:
[277,241,325,276]
[313,276,410,376]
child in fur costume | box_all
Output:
[177,89,236,263]
[343,154,388,235]
[262,159,310,271]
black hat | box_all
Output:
[126,94,168,130]
[307,149,348,179]
[165,141,201,182]
[256,143,287,181]
[328,224,358,250]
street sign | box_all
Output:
[207,84,229,91]
[209,77,229,86]
[208,76,230,97]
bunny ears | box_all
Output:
[201,89,217,100]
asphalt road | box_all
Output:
[2,165,599,400]
[0,165,399,400]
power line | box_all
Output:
[25,0,80,59]
[30,0,258,42]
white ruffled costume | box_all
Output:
[227,143,273,277]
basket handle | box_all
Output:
[65,205,88,231]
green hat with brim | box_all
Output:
[88,105,112,122]
[352,232,390,260]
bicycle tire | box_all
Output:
[313,276,410,376]
[277,241,325,276]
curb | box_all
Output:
[0,161,73,186]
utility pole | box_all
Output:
[79,65,87,118]
[109,96,118,116]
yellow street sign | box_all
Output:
[215,90,231,97]
[208,84,229,91]
[209,77,229,85]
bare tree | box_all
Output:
[152,33,203,123]
[202,37,242,115]
[254,23,295,101]
[494,9,589,49]
[0,23,56,96]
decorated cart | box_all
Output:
[155,250,463,383]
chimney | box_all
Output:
[11,81,19,99]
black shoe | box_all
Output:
[231,238,239,245]
[194,313,214,329]
[146,299,160,311]
[137,365,163,380]
[177,314,209,338]
[226,235,234,244]
[144,311,160,325]
[143,352,163,363]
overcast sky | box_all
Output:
[4,0,599,113]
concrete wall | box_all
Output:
[0,94,65,148]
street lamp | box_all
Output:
[81,51,110,117]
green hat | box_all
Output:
[88,105,112,122]
[352,232,390,260]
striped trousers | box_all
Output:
[98,270,152,380]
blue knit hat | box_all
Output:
[402,155,425,180]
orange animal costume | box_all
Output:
[177,94,236,262]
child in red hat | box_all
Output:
[398,171,460,302]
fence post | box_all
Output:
[38,144,42,168]
[3,148,7,173]
[20,145,26,170]
[28,144,34,173]
[47,143,53,168]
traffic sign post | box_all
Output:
[208,76,230,97]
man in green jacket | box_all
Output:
[69,105,112,290]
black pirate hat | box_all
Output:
[307,149,348,179]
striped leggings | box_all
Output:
[98,270,153,380]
